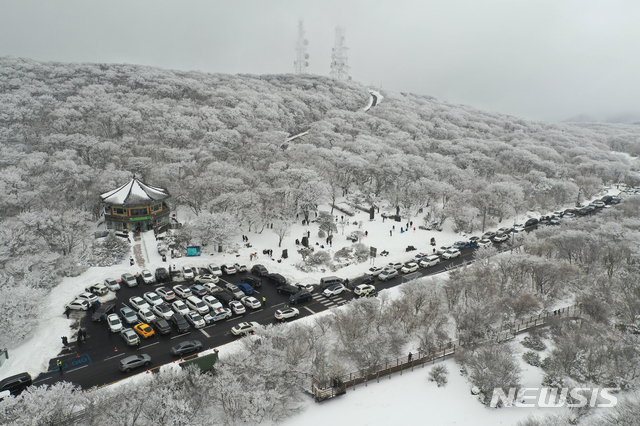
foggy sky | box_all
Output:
[1,0,638,123]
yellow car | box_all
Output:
[133,323,155,339]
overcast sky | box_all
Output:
[1,0,638,123]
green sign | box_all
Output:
[130,216,151,221]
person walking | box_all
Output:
[57,360,63,374]
[408,352,413,362]
[262,296,267,306]
[64,306,70,319]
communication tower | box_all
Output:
[330,26,350,80]
[294,20,309,74]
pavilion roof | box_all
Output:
[100,177,169,206]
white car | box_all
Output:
[185,296,210,315]
[85,283,109,296]
[173,285,192,299]
[492,234,509,243]
[137,308,156,323]
[436,246,451,255]
[222,264,237,275]
[104,278,121,291]
[182,266,195,280]
[194,274,219,284]
[206,307,233,323]
[107,313,123,333]
[379,268,399,281]
[442,249,461,260]
[294,282,315,292]
[233,263,248,273]
[171,300,190,316]
[231,321,259,336]
[143,292,163,307]
[241,296,262,309]
[156,287,176,301]
[186,311,205,329]
[513,224,525,232]
[323,283,347,297]
[202,295,223,311]
[387,262,404,270]
[129,296,150,311]
[202,282,222,294]
[354,284,376,297]
[151,303,173,320]
[401,262,419,274]
[229,300,246,315]
[208,264,223,277]
[141,269,155,285]
[76,292,98,305]
[477,239,493,248]
[367,266,384,276]
[274,307,299,321]
[419,255,440,268]
[66,299,89,311]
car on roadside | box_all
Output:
[194,274,219,284]
[151,303,173,320]
[185,312,206,329]
[228,300,246,315]
[206,308,232,323]
[155,267,170,283]
[387,262,404,270]
[274,307,299,321]
[525,218,539,227]
[170,313,191,334]
[482,231,497,240]
[354,284,376,297]
[181,266,195,280]
[202,295,223,311]
[104,278,121,291]
[277,284,300,296]
[436,246,451,255]
[289,290,313,305]
[563,212,576,219]
[367,266,384,276]
[107,313,123,333]
[119,306,138,325]
[120,328,140,346]
[173,285,192,299]
[419,255,440,268]
[119,354,151,373]
[452,241,469,250]
[236,283,254,295]
[156,287,176,302]
[171,340,202,356]
[231,321,259,336]
[171,300,190,316]
[137,308,156,323]
[400,262,419,274]
[129,296,150,311]
[477,239,493,248]
[233,263,248,273]
[152,318,172,335]
[250,264,269,277]
[497,227,513,235]
[241,296,261,309]
[65,299,90,311]
[85,283,109,296]
[91,302,116,322]
[134,322,155,339]
[293,282,315,292]
[77,292,98,306]
[491,234,509,243]
[323,283,347,297]
[221,264,237,275]
[442,248,461,260]
[121,273,138,287]
[143,292,163,307]
[591,200,606,208]
[513,224,525,233]
[378,268,399,282]
[189,284,208,297]
[141,269,155,285]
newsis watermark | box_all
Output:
[490,387,618,408]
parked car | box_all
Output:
[194,274,219,284]
[206,307,232,323]
[133,322,155,339]
[525,218,539,227]
[265,273,287,286]
[225,283,245,299]
[170,313,191,334]
[151,303,173,320]
[323,283,347,297]
[181,266,195,280]
[497,227,513,235]
[452,241,469,250]
[141,269,155,285]
[171,299,190,316]
[156,287,176,302]
[120,328,140,346]
[250,264,269,277]
[293,282,315,292]
[189,284,208,297]
[85,283,109,296]
[236,283,254,295]
[185,312,206,329]
[207,264,223,277]
[155,267,170,283]
[107,313,123,333]
[119,306,138,325]
[419,255,440,268]
[221,264,237,275]
[76,292,98,306]
[173,285,192,299]
[277,284,300,295]
[137,308,156,323]
[354,284,376,297]
[0,372,32,396]
[119,354,151,372]
[491,234,509,243]
[121,273,138,287]
[591,200,606,208]
[202,295,223,311]
[274,307,299,321]
[143,292,163,307]
[233,263,248,273]
[401,262,419,274]
[378,268,398,281]
[513,224,525,233]
[367,266,384,276]
[129,296,150,311]
[65,299,90,311]
[241,296,261,309]
[240,275,262,288]
[202,282,223,294]
[214,291,235,305]
[289,290,313,305]
[442,249,461,260]
[104,278,121,291]
[171,340,202,356]
[477,239,493,248]
[228,300,246,315]
[387,262,404,270]
[91,302,116,322]
[185,296,210,315]
[436,246,451,255]
[231,321,259,336]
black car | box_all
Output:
[152,318,172,335]
[251,264,269,277]
[91,302,116,322]
[155,267,170,283]
[171,340,203,356]
[0,372,32,396]
[265,273,287,286]
[289,290,313,305]
[214,291,234,305]
[241,275,262,288]
[524,218,539,227]
[170,313,191,334]
[277,284,300,295]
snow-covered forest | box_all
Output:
[2,56,640,425]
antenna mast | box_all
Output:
[330,26,350,80]
[294,20,309,74]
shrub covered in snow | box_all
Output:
[521,335,546,351]
[428,364,449,387]
[522,350,542,367]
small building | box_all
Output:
[100,177,170,232]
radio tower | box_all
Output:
[330,26,349,80]
[294,20,309,74]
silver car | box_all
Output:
[120,328,140,346]
[119,354,151,372]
